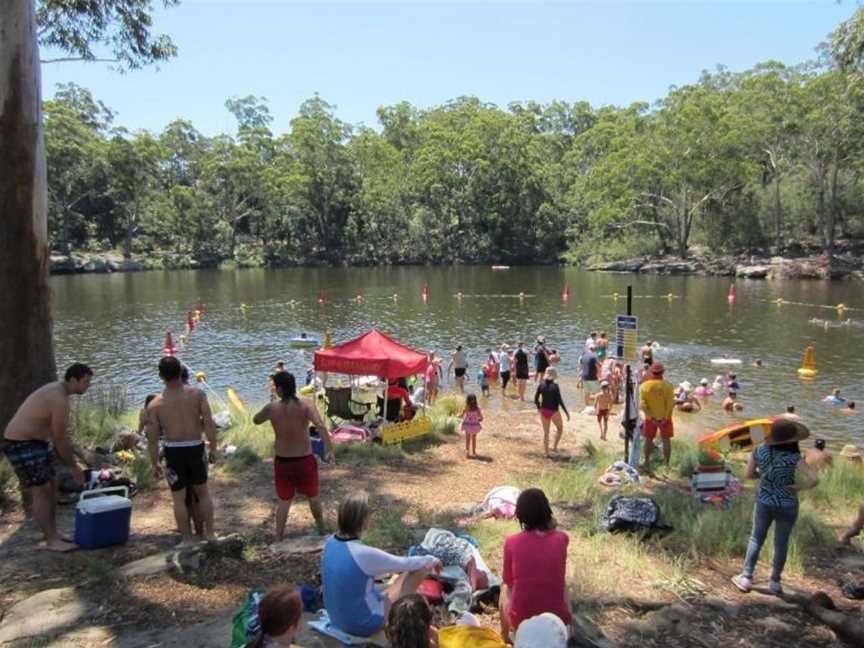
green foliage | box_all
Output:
[432,395,463,417]
[807,459,864,512]
[43,11,864,265]
[69,383,129,449]
[127,452,153,491]
[0,459,15,504]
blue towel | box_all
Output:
[307,610,373,646]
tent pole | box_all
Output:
[382,380,388,423]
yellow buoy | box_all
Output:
[518,292,525,299]
[797,344,818,379]
[179,334,187,344]
[613,293,619,300]
[837,303,846,311]
[773,298,784,305]
[666,292,674,300]
[324,330,332,350]
[456,292,463,299]
[392,294,398,301]
[195,371,207,383]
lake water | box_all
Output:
[52,267,863,445]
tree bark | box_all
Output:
[0,0,58,433]
[773,172,784,252]
[826,149,840,262]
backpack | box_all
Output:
[600,495,667,533]
[230,588,266,648]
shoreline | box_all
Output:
[49,249,864,280]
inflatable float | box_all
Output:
[288,336,319,349]
[699,417,776,453]
[711,358,742,366]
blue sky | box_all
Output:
[41,1,855,136]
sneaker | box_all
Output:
[769,580,783,595]
[731,575,752,593]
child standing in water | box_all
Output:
[477,368,491,397]
[593,381,613,441]
[461,394,484,459]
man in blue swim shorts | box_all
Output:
[3,363,93,552]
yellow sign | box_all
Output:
[381,416,433,445]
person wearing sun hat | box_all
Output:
[732,419,819,596]
[513,612,569,648]
[639,362,675,466]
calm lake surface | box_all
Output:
[52,267,863,445]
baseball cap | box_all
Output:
[514,613,568,648]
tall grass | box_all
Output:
[69,382,130,449]
[433,395,463,417]
[807,460,864,515]
[0,458,16,504]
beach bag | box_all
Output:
[230,588,265,648]
[600,495,666,533]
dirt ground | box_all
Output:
[1,382,863,646]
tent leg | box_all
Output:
[383,383,388,423]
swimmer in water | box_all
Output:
[782,405,801,421]
[722,390,743,412]
[840,402,858,416]
[726,372,740,391]
[752,359,763,368]
[822,388,846,405]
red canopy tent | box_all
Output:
[313,329,428,379]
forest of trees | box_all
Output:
[45,14,864,267]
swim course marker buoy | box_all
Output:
[797,344,818,379]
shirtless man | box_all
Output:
[840,401,858,416]
[3,364,92,552]
[253,371,334,540]
[146,356,218,544]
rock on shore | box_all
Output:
[50,253,142,274]
[590,252,863,280]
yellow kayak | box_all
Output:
[698,417,776,453]
[227,388,246,413]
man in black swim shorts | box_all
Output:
[147,356,219,544]
[3,363,93,552]
[513,340,530,401]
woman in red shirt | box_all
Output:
[499,488,571,640]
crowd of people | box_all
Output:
[2,344,863,647]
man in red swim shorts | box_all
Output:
[639,362,675,467]
[254,372,334,540]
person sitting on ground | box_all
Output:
[732,420,818,595]
[823,388,846,405]
[386,593,509,648]
[253,371,334,540]
[243,585,304,648]
[3,363,93,552]
[805,438,832,470]
[499,488,571,641]
[782,405,801,421]
[513,613,569,648]
[321,494,441,638]
[840,401,858,416]
[722,390,743,413]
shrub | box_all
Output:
[432,395,463,417]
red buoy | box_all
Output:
[318,291,328,304]
[421,282,429,302]
[727,284,736,304]
[186,311,195,332]
[162,331,177,356]
[196,301,205,314]
[562,283,570,302]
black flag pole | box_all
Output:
[623,286,634,463]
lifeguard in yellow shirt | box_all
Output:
[640,362,675,466]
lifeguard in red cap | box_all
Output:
[639,362,675,467]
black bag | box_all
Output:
[600,495,667,533]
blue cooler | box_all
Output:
[310,435,325,461]
[75,486,132,549]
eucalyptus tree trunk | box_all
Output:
[773,173,784,253]
[0,0,58,433]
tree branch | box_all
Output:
[41,57,119,65]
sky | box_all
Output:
[41,1,856,136]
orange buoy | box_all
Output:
[162,331,177,356]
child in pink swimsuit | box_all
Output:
[460,393,484,459]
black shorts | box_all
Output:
[500,370,511,389]
[164,443,208,492]
[516,369,530,380]
[454,367,467,378]
[3,439,55,488]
